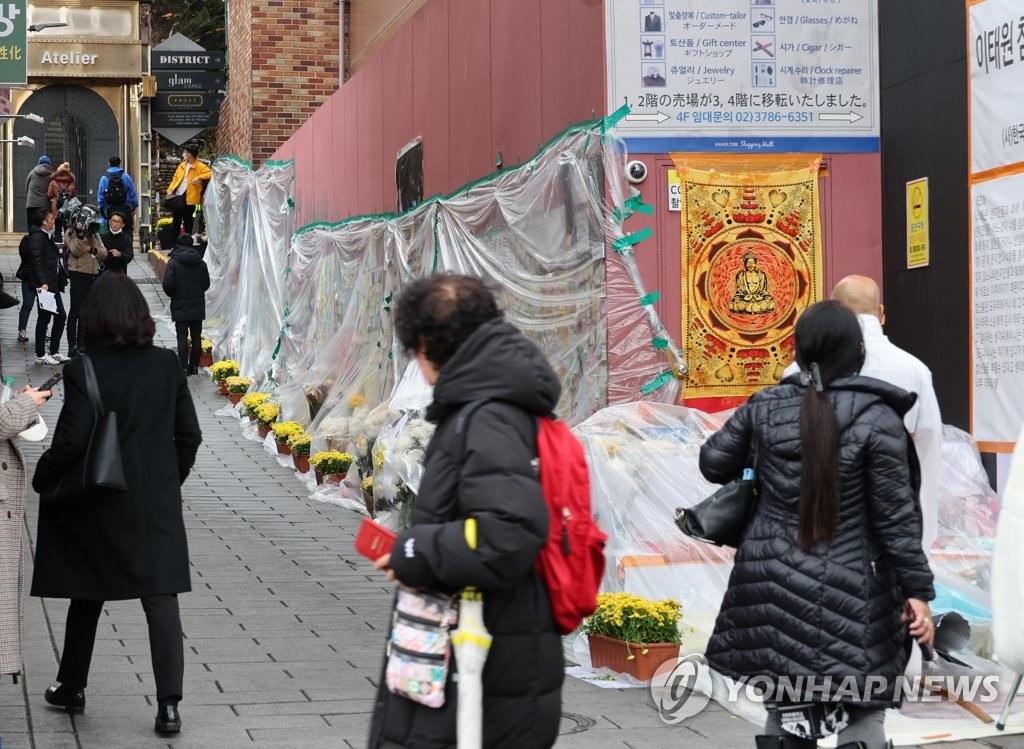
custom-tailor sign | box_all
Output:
[607,0,880,153]
[151,50,224,70]
[0,0,26,86]
[28,42,142,78]
[156,70,224,91]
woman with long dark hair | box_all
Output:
[699,300,935,749]
[31,272,202,735]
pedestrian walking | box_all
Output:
[24,155,53,229]
[100,210,133,274]
[162,234,210,375]
[63,212,107,358]
[699,300,935,749]
[166,144,212,238]
[367,274,563,749]
[23,207,70,365]
[48,161,76,238]
[0,383,52,683]
[31,272,202,735]
[97,156,139,238]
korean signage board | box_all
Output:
[968,0,1024,448]
[906,178,928,269]
[0,0,26,86]
[606,0,880,153]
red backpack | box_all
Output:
[456,401,607,634]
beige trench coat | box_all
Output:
[0,393,42,678]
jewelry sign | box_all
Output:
[607,0,879,153]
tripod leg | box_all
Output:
[997,672,1024,731]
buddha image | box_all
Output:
[729,252,775,314]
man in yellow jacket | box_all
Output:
[165,143,212,238]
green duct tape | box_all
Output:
[639,290,661,306]
[652,337,669,349]
[604,104,630,131]
[625,195,655,216]
[640,371,676,395]
[612,226,653,251]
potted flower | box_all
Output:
[254,401,280,439]
[582,593,682,682]
[210,359,240,395]
[240,392,270,422]
[270,421,304,456]
[289,433,312,473]
[225,376,251,405]
[361,475,375,515]
[199,337,214,367]
[310,451,354,486]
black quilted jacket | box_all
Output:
[699,375,935,707]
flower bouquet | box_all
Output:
[583,593,682,682]
[289,433,312,473]
[310,451,354,486]
[271,421,304,455]
[225,376,251,405]
[361,475,375,515]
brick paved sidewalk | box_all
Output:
[0,254,1017,748]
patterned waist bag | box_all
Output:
[385,586,459,709]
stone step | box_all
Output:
[0,232,22,254]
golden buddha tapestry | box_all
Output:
[673,156,823,407]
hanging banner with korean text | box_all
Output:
[607,0,879,154]
[0,0,26,86]
[969,0,1024,448]
[674,155,823,409]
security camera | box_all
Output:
[626,160,648,184]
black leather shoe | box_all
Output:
[155,701,181,733]
[188,366,199,375]
[44,683,85,713]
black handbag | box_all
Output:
[163,193,186,213]
[675,442,758,548]
[41,354,126,504]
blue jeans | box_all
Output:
[18,279,34,331]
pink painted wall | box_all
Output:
[274,0,605,222]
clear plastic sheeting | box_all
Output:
[203,158,295,384]
[577,404,1004,660]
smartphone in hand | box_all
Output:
[355,517,396,562]
[39,372,63,392]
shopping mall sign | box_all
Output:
[0,0,27,86]
[606,0,880,153]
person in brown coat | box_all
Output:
[48,162,76,237]
[0,384,52,683]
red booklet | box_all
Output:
[355,517,396,561]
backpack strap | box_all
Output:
[453,399,493,460]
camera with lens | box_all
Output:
[58,198,101,236]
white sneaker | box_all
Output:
[35,354,57,365]
[17,329,28,342]
[50,353,71,364]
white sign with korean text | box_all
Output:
[606,0,880,153]
[969,0,1024,174]
[971,171,1024,443]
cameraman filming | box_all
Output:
[63,203,106,358]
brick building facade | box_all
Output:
[218,0,341,167]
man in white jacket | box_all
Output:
[785,275,944,556]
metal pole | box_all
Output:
[997,672,1023,731]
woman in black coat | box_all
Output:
[22,206,69,364]
[699,301,935,749]
[367,274,563,749]
[31,272,202,735]
[162,234,210,375]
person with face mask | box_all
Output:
[166,144,211,238]
[24,207,70,365]
[101,211,133,274]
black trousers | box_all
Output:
[66,272,99,352]
[56,595,184,701]
[170,205,195,237]
[176,320,202,370]
[35,291,66,357]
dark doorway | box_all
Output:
[13,84,118,232]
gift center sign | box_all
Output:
[607,0,879,153]
[0,0,26,86]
